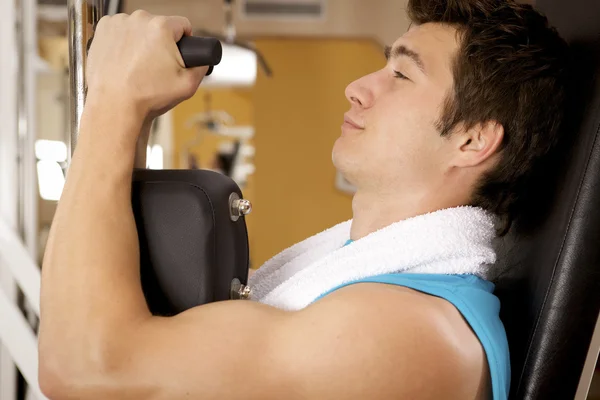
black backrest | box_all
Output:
[494,0,600,398]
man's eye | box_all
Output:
[394,70,409,80]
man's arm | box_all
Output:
[38,8,207,391]
[38,11,487,400]
[40,281,487,400]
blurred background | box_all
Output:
[34,0,412,269]
[1,0,598,399]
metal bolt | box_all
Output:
[238,284,252,300]
[230,278,252,300]
[236,199,252,216]
[229,193,252,222]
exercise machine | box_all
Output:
[68,0,252,316]
[65,0,600,398]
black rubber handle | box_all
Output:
[177,36,222,75]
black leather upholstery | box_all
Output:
[494,0,600,398]
[132,169,249,316]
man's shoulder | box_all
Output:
[299,282,491,399]
[314,281,488,352]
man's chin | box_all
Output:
[331,142,345,170]
[332,135,353,159]
[332,151,358,183]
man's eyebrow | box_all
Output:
[384,45,426,74]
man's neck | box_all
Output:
[349,189,465,241]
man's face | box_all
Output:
[332,23,460,197]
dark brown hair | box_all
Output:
[407,0,569,234]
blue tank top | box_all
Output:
[314,245,510,400]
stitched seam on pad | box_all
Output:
[185,183,217,305]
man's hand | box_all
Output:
[85,10,208,129]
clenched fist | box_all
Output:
[85,10,208,121]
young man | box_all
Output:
[38,0,568,399]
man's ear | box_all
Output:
[452,121,504,168]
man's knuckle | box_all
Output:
[112,13,127,21]
[96,15,110,30]
[149,16,171,33]
[131,9,150,19]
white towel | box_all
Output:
[248,206,498,311]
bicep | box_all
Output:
[115,284,478,400]
[112,299,288,400]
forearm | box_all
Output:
[39,99,151,374]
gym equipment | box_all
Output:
[183,95,256,187]
[494,0,600,397]
[176,36,223,71]
[132,169,251,316]
[68,0,252,317]
[132,35,249,315]
[67,0,600,396]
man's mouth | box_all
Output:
[342,113,364,131]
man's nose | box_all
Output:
[344,73,376,109]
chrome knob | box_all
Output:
[239,284,252,300]
[230,278,253,300]
[236,199,252,216]
[229,193,252,222]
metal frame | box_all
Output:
[68,0,104,159]
[0,221,45,400]
[0,223,42,317]
[17,0,39,261]
[105,0,121,16]
[0,0,43,396]
[575,312,600,399]
[0,286,46,400]
[0,0,20,397]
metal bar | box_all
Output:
[0,221,42,317]
[0,0,19,234]
[0,286,48,400]
[6,0,42,397]
[0,0,20,396]
[106,0,120,16]
[17,0,39,272]
[574,311,600,400]
[68,0,105,159]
